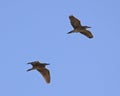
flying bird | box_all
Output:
[27,61,50,83]
[67,15,93,38]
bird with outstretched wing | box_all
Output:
[27,61,50,83]
[67,15,93,38]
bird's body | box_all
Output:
[27,61,50,83]
[67,15,93,38]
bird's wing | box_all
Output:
[37,68,50,83]
[79,29,93,38]
[69,15,81,29]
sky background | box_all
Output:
[0,0,120,96]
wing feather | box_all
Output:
[69,15,81,29]
[37,68,50,83]
[79,29,93,38]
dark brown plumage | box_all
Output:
[67,15,93,38]
[27,61,50,83]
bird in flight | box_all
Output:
[27,61,50,83]
[67,15,93,38]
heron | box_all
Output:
[27,61,50,83]
[67,15,93,38]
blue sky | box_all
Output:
[0,0,120,96]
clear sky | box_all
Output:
[0,0,120,96]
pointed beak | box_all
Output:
[27,62,33,64]
[43,63,50,65]
[88,26,91,28]
[46,63,50,65]
[67,31,74,34]
[26,68,34,71]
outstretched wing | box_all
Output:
[37,68,50,83]
[79,29,93,38]
[69,15,81,29]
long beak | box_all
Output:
[87,26,91,28]
[67,30,74,34]
[27,62,34,64]
[42,63,50,65]
[27,68,34,71]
